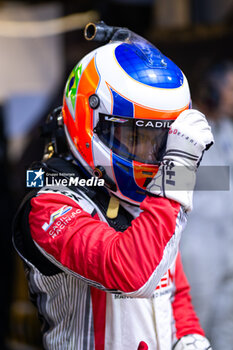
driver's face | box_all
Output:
[114,125,164,163]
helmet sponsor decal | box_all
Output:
[42,205,73,232]
[98,113,173,129]
[65,63,82,115]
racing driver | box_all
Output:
[13,23,213,350]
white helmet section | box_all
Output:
[94,42,190,111]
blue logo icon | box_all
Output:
[26,168,44,187]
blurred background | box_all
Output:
[1,0,233,349]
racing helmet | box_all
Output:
[62,23,191,205]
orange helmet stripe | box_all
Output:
[105,82,189,120]
[134,103,189,120]
[132,160,159,189]
[72,57,100,167]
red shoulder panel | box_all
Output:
[29,192,182,294]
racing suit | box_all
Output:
[13,157,204,350]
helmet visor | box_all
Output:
[95,113,174,164]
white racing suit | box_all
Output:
[13,159,205,350]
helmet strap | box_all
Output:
[106,196,120,219]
